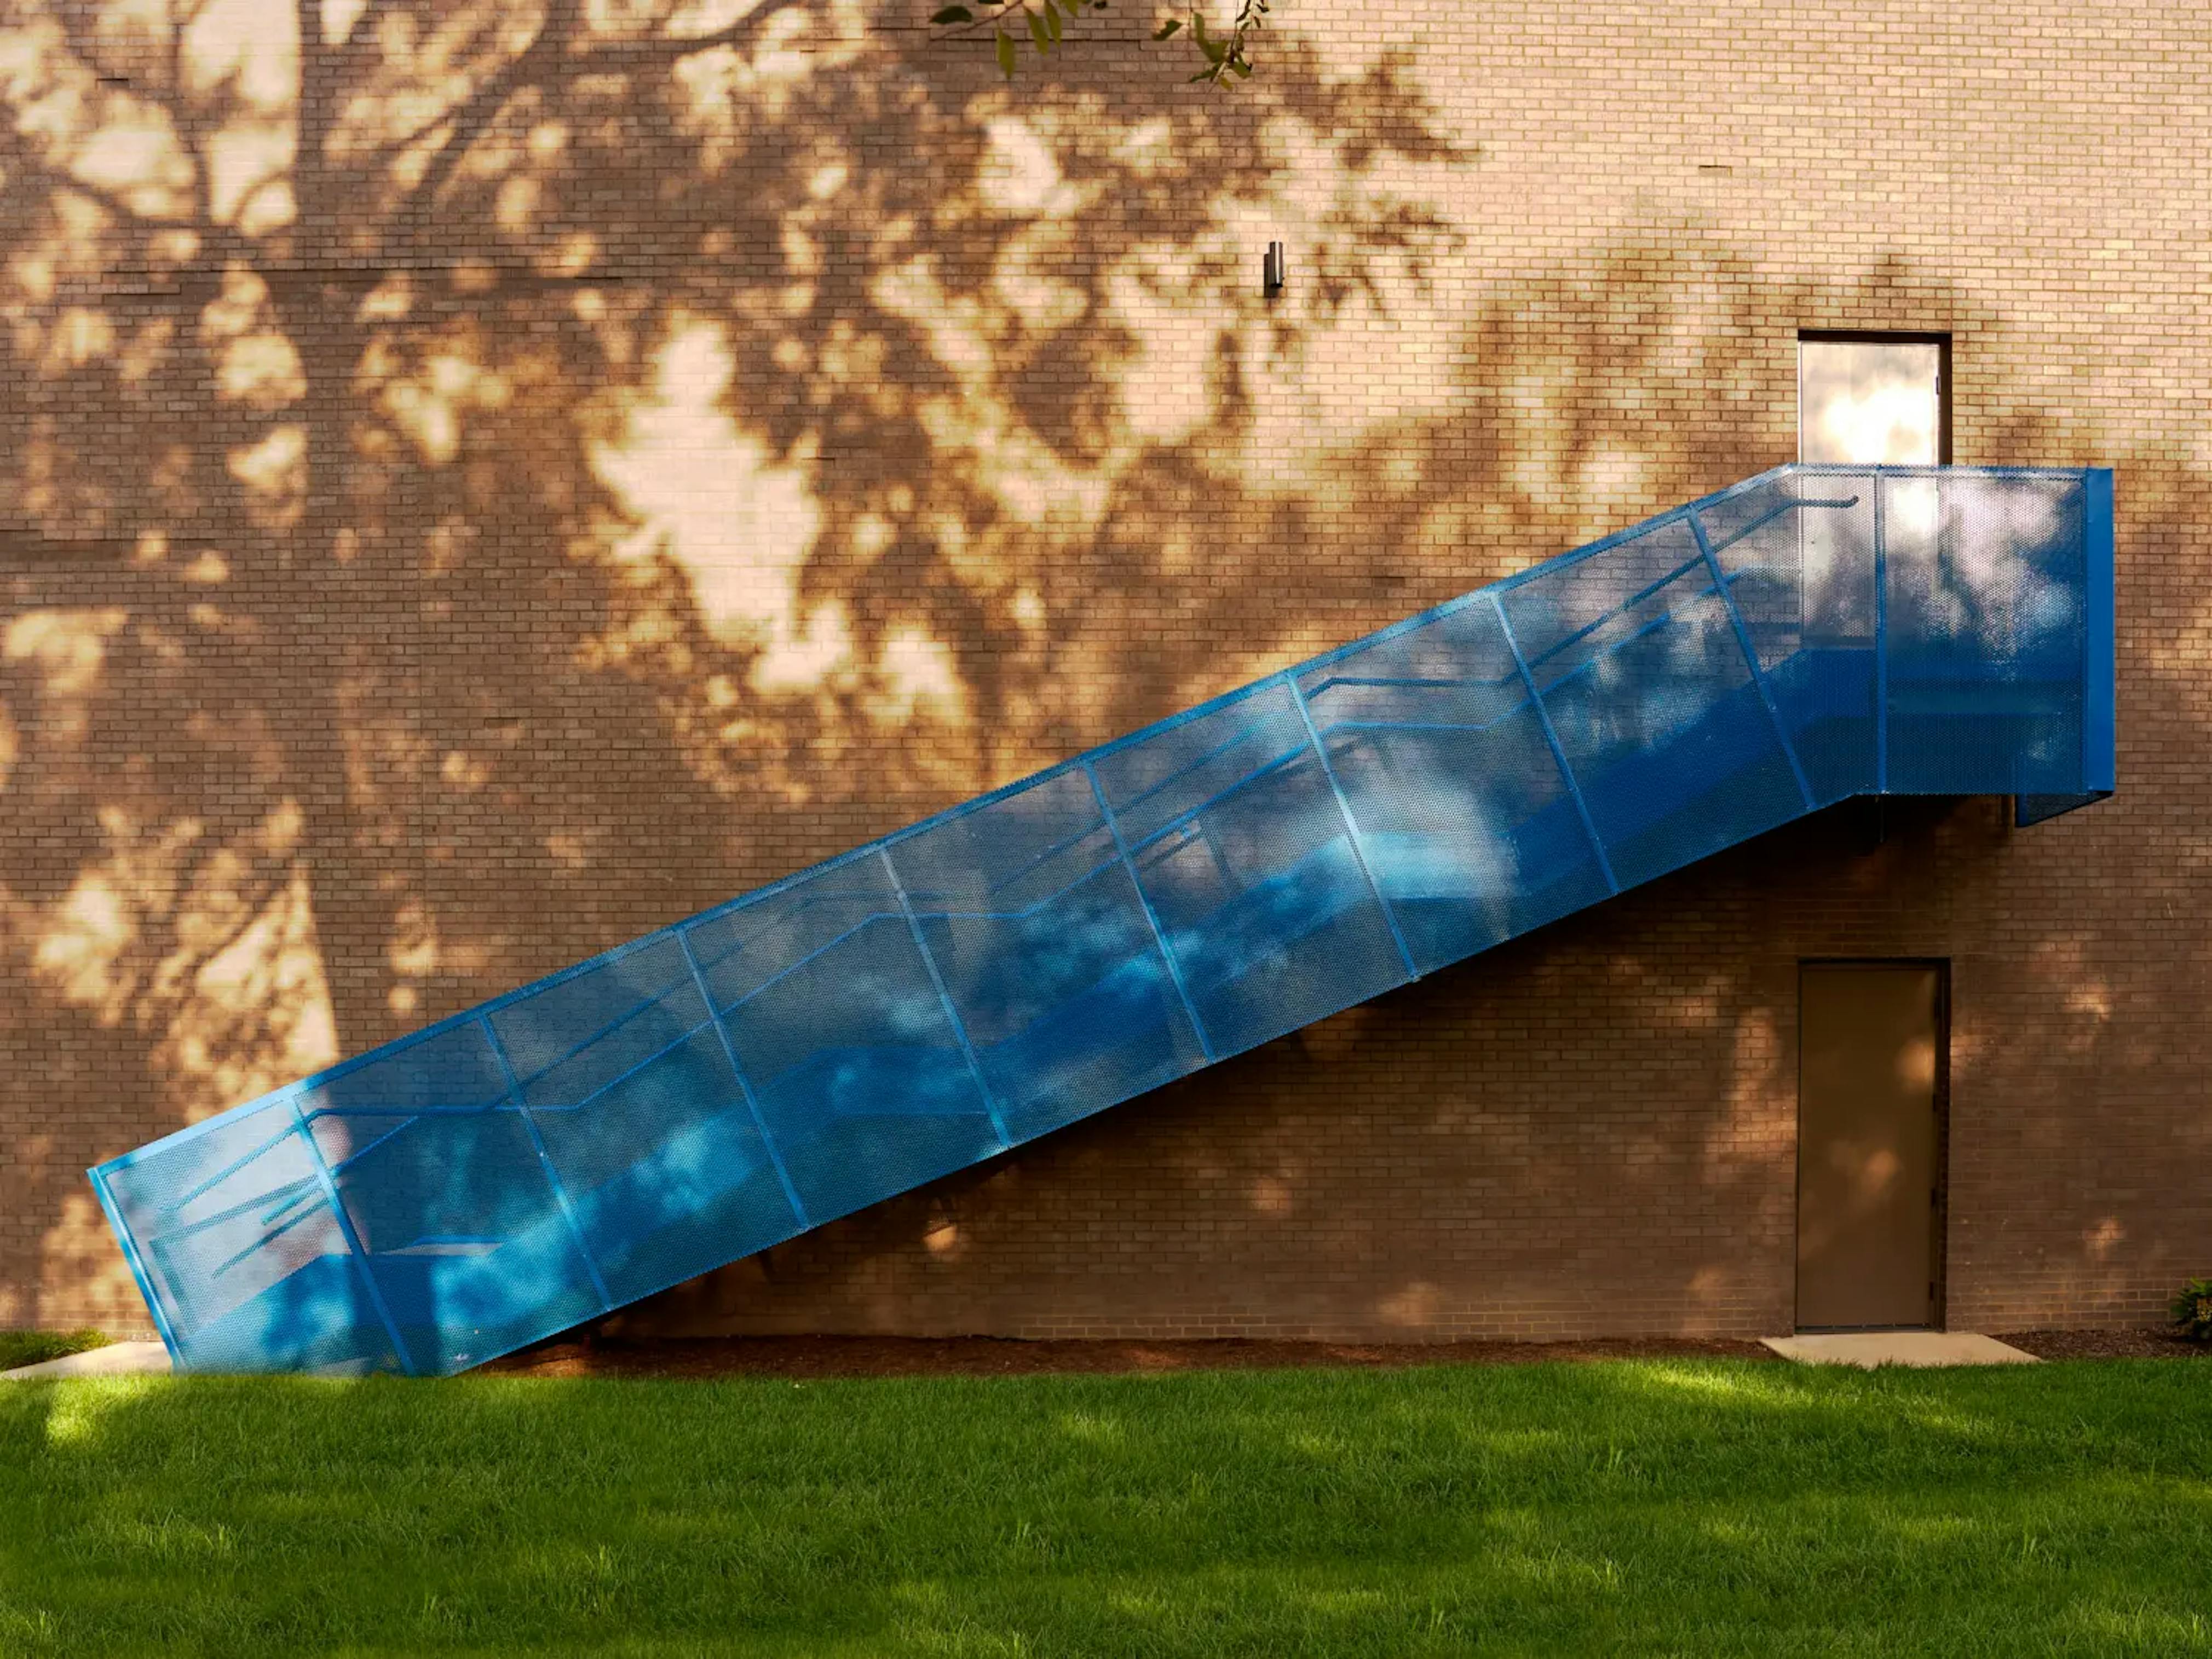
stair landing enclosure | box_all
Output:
[90,465,2116,1375]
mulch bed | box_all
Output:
[482,1328,2208,1379]
[1996,1327,2208,1361]
[483,1333,1772,1379]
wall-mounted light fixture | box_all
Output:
[1263,240,1286,298]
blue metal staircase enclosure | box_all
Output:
[90,465,2115,1375]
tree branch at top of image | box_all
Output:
[929,0,1270,83]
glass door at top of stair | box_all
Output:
[1795,333,1951,713]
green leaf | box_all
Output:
[996,27,1017,74]
[1152,16,1179,34]
[1027,7,1052,49]
[930,5,971,20]
[1230,55,1251,74]
[1043,2,1062,40]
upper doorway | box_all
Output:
[1799,333,1951,465]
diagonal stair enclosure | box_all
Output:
[91,465,2115,1375]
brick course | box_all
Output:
[1,0,2205,1343]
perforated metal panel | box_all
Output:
[90,466,2115,1374]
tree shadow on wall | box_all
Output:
[0,0,1462,1320]
[7,2,2190,1341]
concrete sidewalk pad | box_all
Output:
[2,1341,173,1381]
[1760,1332,2040,1369]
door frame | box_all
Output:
[1796,330,1955,465]
[1794,957,1953,1333]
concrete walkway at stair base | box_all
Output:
[1760,1333,2040,1369]
[1,1340,173,1381]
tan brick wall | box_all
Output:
[1,0,2204,1343]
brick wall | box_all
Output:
[2,0,2204,1341]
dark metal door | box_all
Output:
[1797,963,1943,1330]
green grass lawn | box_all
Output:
[3,1359,2208,1657]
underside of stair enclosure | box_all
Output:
[90,465,2116,1376]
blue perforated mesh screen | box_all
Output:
[90,466,2112,1374]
